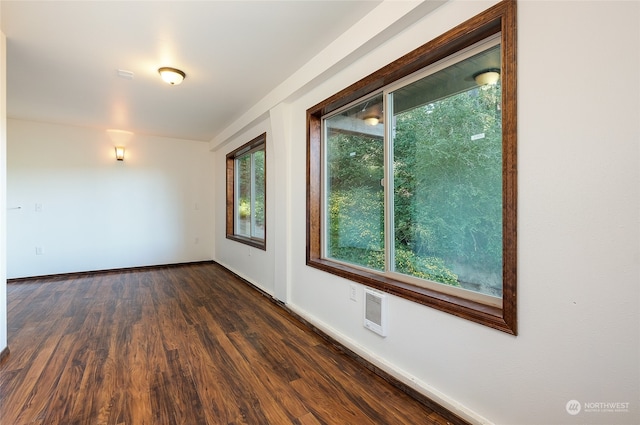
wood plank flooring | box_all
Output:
[0,262,460,425]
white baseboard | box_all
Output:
[286,303,492,425]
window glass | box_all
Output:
[390,44,503,297]
[235,153,253,237]
[226,133,266,250]
[253,149,265,239]
[325,94,384,271]
[323,42,502,299]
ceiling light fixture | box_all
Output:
[364,116,380,126]
[158,67,186,85]
[473,68,500,86]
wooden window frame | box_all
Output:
[306,1,517,334]
[226,133,267,250]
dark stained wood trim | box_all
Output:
[226,132,267,251]
[6,260,215,284]
[306,110,322,265]
[307,0,517,334]
[226,151,235,241]
[500,0,518,336]
[0,347,9,365]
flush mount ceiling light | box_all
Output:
[473,68,500,86]
[363,116,380,126]
[158,67,186,85]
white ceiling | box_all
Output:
[1,0,381,142]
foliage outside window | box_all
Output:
[226,133,266,250]
[307,1,516,334]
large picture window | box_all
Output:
[307,1,516,333]
[226,133,266,250]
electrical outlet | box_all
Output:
[349,284,357,302]
[35,246,44,255]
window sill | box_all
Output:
[226,234,266,251]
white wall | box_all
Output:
[213,1,640,424]
[7,119,213,278]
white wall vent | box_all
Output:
[364,288,388,337]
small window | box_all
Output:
[226,133,266,250]
[307,1,516,333]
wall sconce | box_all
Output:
[115,146,125,161]
[473,68,501,86]
[364,116,380,126]
[158,67,186,85]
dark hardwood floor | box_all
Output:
[0,262,460,424]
